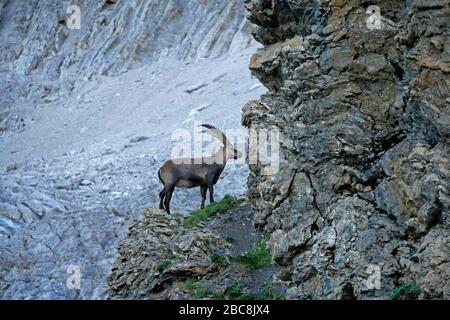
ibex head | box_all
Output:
[200,124,242,161]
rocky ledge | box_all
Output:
[108,201,285,300]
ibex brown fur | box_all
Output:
[158,124,241,214]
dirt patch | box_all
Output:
[202,203,285,299]
[206,203,259,255]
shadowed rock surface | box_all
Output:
[242,0,449,299]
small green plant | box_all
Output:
[225,282,242,297]
[233,239,272,271]
[181,279,209,299]
[202,237,212,248]
[156,260,171,272]
[214,281,286,300]
[389,284,420,300]
[217,282,285,300]
[259,284,285,300]
[156,253,176,272]
[183,195,244,228]
[210,254,230,268]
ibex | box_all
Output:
[158,124,242,214]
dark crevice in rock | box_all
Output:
[101,0,118,12]
[341,282,356,300]
[310,220,320,234]
[378,132,408,152]
[391,61,405,81]
[273,169,298,211]
[304,171,323,217]
[288,243,308,261]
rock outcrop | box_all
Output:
[0,0,252,132]
[108,204,282,300]
[243,0,449,299]
[108,208,232,299]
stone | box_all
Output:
[80,179,93,186]
[268,230,288,262]
[107,208,231,299]
[129,136,149,143]
[243,0,449,300]
[358,53,388,75]
[6,164,18,172]
[326,47,355,71]
[185,82,209,94]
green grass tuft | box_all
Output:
[217,282,285,300]
[225,282,242,297]
[213,292,226,300]
[183,195,244,228]
[259,284,285,300]
[156,253,176,272]
[156,260,171,272]
[233,239,272,271]
[210,254,230,268]
[180,279,209,299]
[389,284,420,300]
[153,214,169,223]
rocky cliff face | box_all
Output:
[243,0,449,299]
